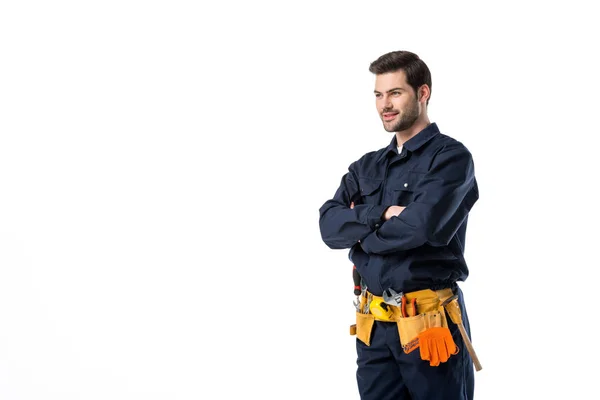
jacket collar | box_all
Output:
[376,122,440,162]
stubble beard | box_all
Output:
[382,100,420,133]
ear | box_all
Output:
[418,85,430,104]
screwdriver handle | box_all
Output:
[352,265,361,295]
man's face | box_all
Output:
[374,70,422,133]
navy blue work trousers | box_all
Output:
[356,287,474,400]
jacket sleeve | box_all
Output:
[359,145,479,255]
[319,162,388,250]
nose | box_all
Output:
[382,95,393,111]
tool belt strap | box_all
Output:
[364,288,454,322]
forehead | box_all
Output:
[374,70,411,92]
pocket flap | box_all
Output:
[358,178,383,196]
[393,171,425,192]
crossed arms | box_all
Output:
[318,145,479,255]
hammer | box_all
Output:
[441,295,483,372]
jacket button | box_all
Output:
[375,224,380,228]
[404,183,408,187]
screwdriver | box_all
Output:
[352,265,361,295]
[350,202,363,296]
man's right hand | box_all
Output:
[351,202,406,221]
[384,205,406,221]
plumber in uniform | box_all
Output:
[319,50,480,400]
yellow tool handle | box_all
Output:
[443,297,483,372]
[456,323,483,371]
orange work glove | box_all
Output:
[417,327,459,366]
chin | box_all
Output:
[383,121,397,131]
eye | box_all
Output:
[392,91,401,96]
[375,93,382,98]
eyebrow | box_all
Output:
[374,87,405,94]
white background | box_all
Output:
[1,1,599,399]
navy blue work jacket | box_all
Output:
[318,123,479,296]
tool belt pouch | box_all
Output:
[396,298,448,353]
[353,312,375,346]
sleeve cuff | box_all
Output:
[366,205,388,230]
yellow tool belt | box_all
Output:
[351,288,454,348]
[350,287,482,370]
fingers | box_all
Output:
[429,339,440,366]
[350,202,360,242]
[436,337,450,363]
[419,338,430,362]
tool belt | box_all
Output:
[350,288,459,367]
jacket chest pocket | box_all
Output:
[391,171,426,206]
[358,177,384,205]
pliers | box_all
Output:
[383,288,417,317]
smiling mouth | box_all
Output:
[383,112,399,121]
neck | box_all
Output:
[395,116,430,146]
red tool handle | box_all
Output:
[352,265,361,295]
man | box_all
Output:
[318,51,479,400]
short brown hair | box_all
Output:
[369,51,432,105]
